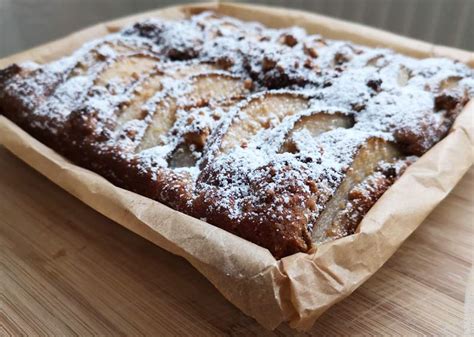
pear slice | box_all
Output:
[185,73,248,106]
[94,55,159,89]
[136,97,177,152]
[220,93,309,154]
[321,157,412,241]
[138,73,246,154]
[68,39,155,78]
[170,63,217,78]
[115,73,164,126]
[312,138,401,242]
[281,112,353,153]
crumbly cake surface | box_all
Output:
[0,12,472,258]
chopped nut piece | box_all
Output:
[262,57,277,71]
[217,56,234,70]
[304,44,319,58]
[281,34,298,47]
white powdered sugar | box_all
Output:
[1,11,472,240]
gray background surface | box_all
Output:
[0,0,473,58]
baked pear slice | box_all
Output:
[134,97,177,151]
[94,54,159,90]
[281,112,354,153]
[185,73,249,107]
[312,138,403,242]
[219,92,309,154]
[115,72,164,127]
[137,73,246,154]
[320,157,414,241]
[170,63,217,78]
[68,38,157,78]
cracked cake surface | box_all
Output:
[0,11,472,258]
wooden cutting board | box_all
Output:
[0,145,472,336]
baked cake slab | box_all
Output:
[0,3,472,330]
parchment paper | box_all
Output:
[0,2,473,331]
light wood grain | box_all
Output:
[0,146,472,336]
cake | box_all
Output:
[0,12,472,258]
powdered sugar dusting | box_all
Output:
[1,11,472,257]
